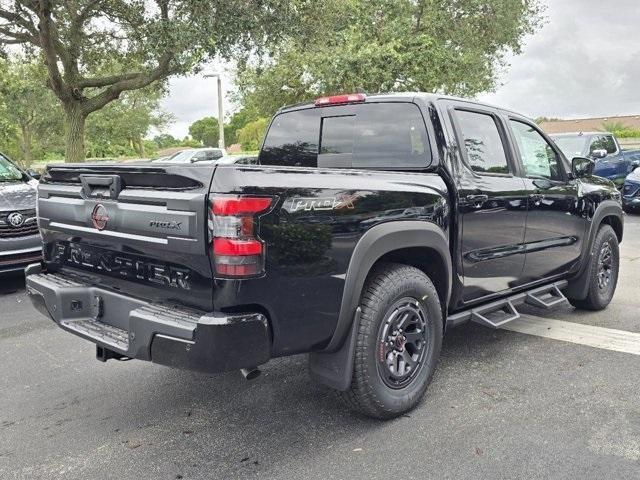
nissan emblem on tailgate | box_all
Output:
[91,204,109,230]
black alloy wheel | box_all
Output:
[376,298,430,389]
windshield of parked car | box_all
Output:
[552,136,587,159]
[0,154,23,182]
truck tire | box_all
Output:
[338,263,443,419]
[568,224,619,311]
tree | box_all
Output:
[237,0,544,116]
[0,58,63,167]
[153,133,179,149]
[0,107,18,158]
[189,117,219,147]
[86,86,171,158]
[535,117,563,125]
[0,1,300,162]
[237,117,269,151]
[224,108,257,145]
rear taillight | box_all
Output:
[210,195,273,278]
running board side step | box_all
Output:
[447,281,568,329]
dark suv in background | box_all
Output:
[0,153,42,273]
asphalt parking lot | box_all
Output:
[1,215,639,480]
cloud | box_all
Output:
[478,0,640,119]
[160,61,236,138]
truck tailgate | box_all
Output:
[37,163,216,311]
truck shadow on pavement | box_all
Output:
[35,324,521,478]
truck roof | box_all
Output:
[277,92,527,119]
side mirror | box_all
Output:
[632,159,640,169]
[572,157,595,178]
[533,178,553,190]
[591,149,608,159]
[26,169,41,180]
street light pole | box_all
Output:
[216,76,225,149]
[204,73,225,150]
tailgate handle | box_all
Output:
[80,175,122,199]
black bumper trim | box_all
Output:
[151,313,271,373]
[26,270,271,374]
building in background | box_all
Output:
[541,115,640,150]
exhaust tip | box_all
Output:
[240,367,261,380]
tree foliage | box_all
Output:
[153,133,178,149]
[237,0,544,116]
[535,116,563,125]
[237,117,269,151]
[0,0,300,161]
[601,121,640,139]
[224,108,256,145]
[0,58,63,167]
[0,59,171,163]
[86,86,171,158]
[189,116,220,147]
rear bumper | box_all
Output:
[25,265,271,373]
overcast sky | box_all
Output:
[161,0,640,138]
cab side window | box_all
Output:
[509,120,563,181]
[191,151,207,162]
[454,110,510,174]
[590,135,617,154]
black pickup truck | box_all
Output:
[26,93,623,419]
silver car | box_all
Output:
[153,148,227,164]
[0,153,42,273]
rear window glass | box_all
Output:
[259,109,319,167]
[320,116,355,155]
[259,102,431,169]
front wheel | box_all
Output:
[339,263,443,419]
[568,224,619,311]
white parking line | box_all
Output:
[502,315,640,356]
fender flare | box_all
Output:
[309,220,451,391]
[564,200,623,300]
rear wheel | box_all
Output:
[568,224,619,311]
[339,263,443,419]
